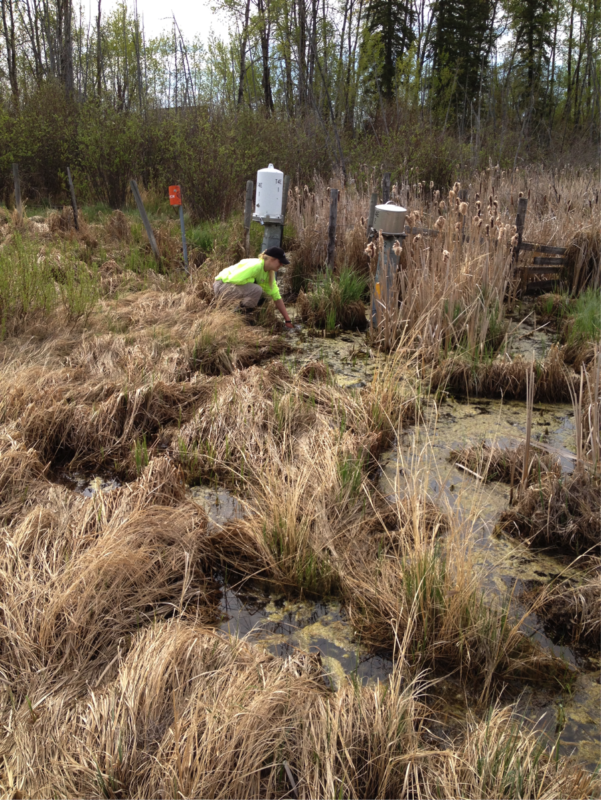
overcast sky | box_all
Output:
[93,0,229,41]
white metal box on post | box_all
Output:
[252,163,285,252]
[253,164,284,223]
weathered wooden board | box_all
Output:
[532,256,565,266]
[521,242,567,255]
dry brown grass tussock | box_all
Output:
[0,428,48,522]
[0,458,210,704]
[450,441,561,484]
[0,296,291,473]
[0,620,432,799]
[431,345,576,402]
[531,571,601,648]
[497,471,600,556]
[176,360,402,485]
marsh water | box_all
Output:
[188,329,599,768]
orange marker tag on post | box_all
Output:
[169,185,182,206]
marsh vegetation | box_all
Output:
[0,164,599,798]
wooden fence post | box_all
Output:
[130,179,161,263]
[280,174,290,247]
[243,180,254,257]
[12,163,22,218]
[367,192,378,233]
[382,172,391,203]
[513,196,528,293]
[327,187,338,267]
[66,167,79,231]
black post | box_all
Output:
[327,188,338,268]
[382,172,391,203]
[130,179,161,262]
[367,192,378,233]
[67,167,79,231]
[12,163,22,217]
[244,180,253,257]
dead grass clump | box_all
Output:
[532,572,601,648]
[564,229,601,294]
[297,360,331,382]
[449,441,561,484]
[0,620,437,799]
[431,346,575,402]
[104,209,130,242]
[96,293,289,378]
[0,429,48,521]
[0,459,210,701]
[346,543,568,691]
[497,472,600,556]
[154,223,183,266]
[177,362,394,485]
[48,206,76,233]
[15,374,208,474]
[534,292,572,321]
[435,704,598,800]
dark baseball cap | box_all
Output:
[264,247,290,265]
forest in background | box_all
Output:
[0,0,599,220]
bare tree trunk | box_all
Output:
[237,0,251,104]
[257,0,274,113]
[1,0,19,103]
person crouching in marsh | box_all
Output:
[213,247,294,329]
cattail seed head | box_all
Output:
[435,216,445,230]
[442,249,450,262]
[430,181,434,189]
[439,200,446,212]
[449,190,456,202]
[518,191,523,198]
[393,240,402,257]
[459,202,468,215]
[414,209,421,222]
[472,215,480,225]
[455,222,461,232]
[510,234,519,247]
[485,224,490,236]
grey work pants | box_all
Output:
[213,280,263,308]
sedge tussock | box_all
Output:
[435,704,599,800]
[431,345,577,402]
[0,458,210,703]
[449,441,561,485]
[177,361,398,485]
[529,571,601,648]
[497,471,600,556]
[0,428,48,522]
[344,539,565,690]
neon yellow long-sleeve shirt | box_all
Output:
[215,258,282,301]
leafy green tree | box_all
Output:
[363,0,415,100]
[430,0,495,121]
